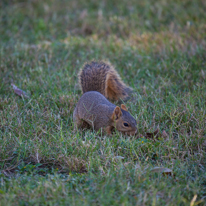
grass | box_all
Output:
[0,0,206,205]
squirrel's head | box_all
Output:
[112,104,137,136]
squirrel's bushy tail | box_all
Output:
[78,61,132,101]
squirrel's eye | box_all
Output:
[123,122,129,127]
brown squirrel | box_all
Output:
[73,61,137,135]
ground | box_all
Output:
[0,0,206,205]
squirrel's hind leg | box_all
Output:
[73,107,91,131]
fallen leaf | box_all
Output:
[11,84,29,98]
[162,130,169,138]
[150,167,173,176]
[114,156,124,160]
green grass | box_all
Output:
[0,0,206,205]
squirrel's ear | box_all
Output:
[112,106,122,120]
[121,104,128,111]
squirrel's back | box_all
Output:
[78,61,132,101]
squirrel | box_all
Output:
[73,60,137,135]
[78,60,133,101]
